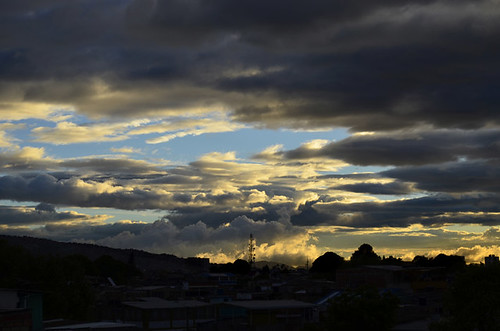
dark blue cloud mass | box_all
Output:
[1,0,500,260]
[0,0,497,129]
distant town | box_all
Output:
[1,234,499,331]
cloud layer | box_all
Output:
[1,0,499,263]
[1,0,499,129]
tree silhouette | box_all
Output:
[430,264,500,331]
[94,255,141,285]
[412,254,465,270]
[382,255,403,266]
[412,255,431,267]
[325,286,399,331]
[310,252,345,274]
[232,259,251,274]
[350,244,381,265]
[432,254,465,271]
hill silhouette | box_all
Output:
[0,234,208,274]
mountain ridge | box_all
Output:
[0,234,209,274]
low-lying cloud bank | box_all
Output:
[2,211,499,264]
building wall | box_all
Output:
[0,309,32,331]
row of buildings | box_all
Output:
[2,254,499,331]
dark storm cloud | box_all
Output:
[130,0,420,40]
[383,159,500,193]
[0,215,308,264]
[0,0,498,129]
[318,173,378,180]
[166,201,295,228]
[291,194,500,228]
[59,158,164,175]
[2,0,500,239]
[0,174,174,210]
[0,149,165,175]
[42,221,148,242]
[35,202,56,212]
[268,129,500,166]
[335,181,413,195]
[0,220,149,242]
[144,174,202,185]
[224,1,500,130]
[0,173,292,214]
[0,204,85,225]
[483,227,500,240]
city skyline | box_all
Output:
[1,0,499,265]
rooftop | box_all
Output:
[45,322,136,330]
[225,300,316,310]
[123,297,209,310]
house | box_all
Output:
[0,289,43,331]
[45,321,138,330]
[485,254,499,266]
[336,265,406,289]
[121,297,215,330]
[215,300,318,331]
[0,309,32,331]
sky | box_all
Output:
[1,0,500,265]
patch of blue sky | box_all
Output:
[326,165,391,175]
[445,223,494,234]
[0,200,29,207]
[152,127,351,163]
[0,199,165,223]
[41,140,145,160]
[2,121,34,146]
[16,116,351,167]
[61,207,166,223]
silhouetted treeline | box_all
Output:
[326,286,399,331]
[412,253,465,270]
[0,239,141,320]
[430,264,500,331]
[309,244,466,277]
[209,258,251,274]
[303,285,399,331]
[309,252,344,275]
[306,244,498,330]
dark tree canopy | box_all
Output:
[310,252,345,273]
[412,254,465,270]
[94,255,141,285]
[211,259,251,275]
[430,265,500,331]
[412,255,430,267]
[325,286,399,331]
[232,259,251,274]
[382,255,403,266]
[350,243,381,265]
[0,240,98,320]
[433,254,465,270]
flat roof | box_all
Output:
[225,300,316,310]
[45,322,136,330]
[123,298,209,310]
[365,265,404,271]
[133,286,167,291]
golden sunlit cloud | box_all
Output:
[0,123,25,148]
[0,102,74,121]
[32,121,132,144]
[110,147,142,154]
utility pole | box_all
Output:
[248,233,256,266]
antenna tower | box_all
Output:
[248,233,256,265]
